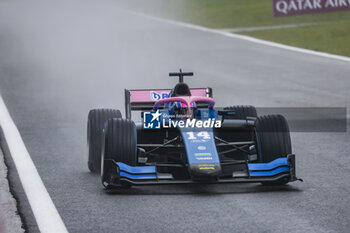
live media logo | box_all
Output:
[143,111,221,129]
[143,111,161,129]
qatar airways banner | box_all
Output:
[273,0,350,16]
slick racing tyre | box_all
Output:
[87,109,122,173]
[224,105,257,119]
[255,114,292,185]
[101,118,137,188]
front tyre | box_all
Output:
[87,109,121,173]
[224,105,257,119]
[255,114,292,185]
[101,118,137,188]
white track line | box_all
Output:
[0,96,68,233]
[140,13,350,63]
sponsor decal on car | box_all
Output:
[198,164,216,170]
[150,91,169,101]
[196,157,213,160]
[194,152,212,156]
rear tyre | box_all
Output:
[101,118,137,188]
[224,105,257,119]
[255,114,292,185]
[87,109,122,173]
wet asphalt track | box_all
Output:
[0,2,350,233]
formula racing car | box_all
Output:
[87,70,301,189]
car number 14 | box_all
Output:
[186,131,211,140]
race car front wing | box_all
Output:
[102,154,301,187]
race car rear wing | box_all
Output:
[124,88,213,119]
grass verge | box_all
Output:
[125,0,350,57]
[174,0,350,57]
[178,0,350,28]
[239,21,350,57]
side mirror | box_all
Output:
[217,110,236,116]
